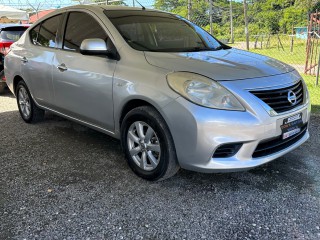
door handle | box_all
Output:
[21,57,28,63]
[57,63,68,72]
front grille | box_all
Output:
[250,81,304,113]
[213,143,242,158]
[252,123,308,158]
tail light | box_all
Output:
[0,42,13,55]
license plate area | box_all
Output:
[280,113,303,140]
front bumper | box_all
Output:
[162,88,311,173]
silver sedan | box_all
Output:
[5,5,311,180]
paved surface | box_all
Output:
[1,89,320,240]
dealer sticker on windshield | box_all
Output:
[281,113,303,140]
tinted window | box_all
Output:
[63,12,108,52]
[30,14,61,48]
[30,24,40,45]
[0,27,27,41]
[105,10,223,52]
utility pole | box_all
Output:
[188,0,192,20]
[243,0,249,50]
[230,0,234,43]
[316,52,320,86]
[209,0,213,35]
[133,0,135,7]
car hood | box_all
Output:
[144,48,295,81]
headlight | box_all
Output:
[167,72,245,111]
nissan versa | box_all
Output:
[4,6,310,180]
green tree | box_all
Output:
[153,0,316,38]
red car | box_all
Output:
[0,24,29,93]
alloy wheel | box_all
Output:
[127,121,161,171]
[18,87,31,119]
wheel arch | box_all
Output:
[119,98,157,128]
[117,97,174,137]
[13,75,24,95]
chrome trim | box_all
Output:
[245,78,301,91]
[37,104,115,136]
[247,79,308,116]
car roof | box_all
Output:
[100,5,162,12]
[31,5,171,27]
[60,4,165,13]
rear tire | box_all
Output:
[121,106,180,181]
[0,70,5,94]
[0,83,5,94]
[16,80,45,123]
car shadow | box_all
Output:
[0,87,15,98]
[1,110,319,198]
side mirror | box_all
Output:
[80,38,108,55]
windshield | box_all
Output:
[0,28,26,41]
[105,10,224,52]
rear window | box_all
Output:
[29,14,62,48]
[0,27,27,41]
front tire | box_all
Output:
[121,106,180,181]
[16,80,45,123]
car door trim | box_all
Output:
[37,103,116,136]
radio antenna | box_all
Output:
[134,0,145,10]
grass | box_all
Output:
[250,46,306,65]
[229,36,310,73]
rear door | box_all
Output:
[21,14,63,107]
[52,11,117,132]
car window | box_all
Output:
[30,24,40,45]
[0,29,26,41]
[30,14,62,48]
[105,10,222,52]
[63,12,108,52]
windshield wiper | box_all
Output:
[182,47,210,52]
[214,46,224,50]
[183,46,223,52]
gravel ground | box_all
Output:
[1,89,320,240]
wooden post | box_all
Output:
[305,13,313,73]
[244,0,249,50]
[254,35,258,49]
[261,35,263,49]
[277,34,284,51]
[290,35,294,53]
[316,53,320,86]
[310,40,315,75]
[188,0,192,20]
[313,39,319,75]
[230,0,234,43]
[266,34,270,48]
[209,0,213,35]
